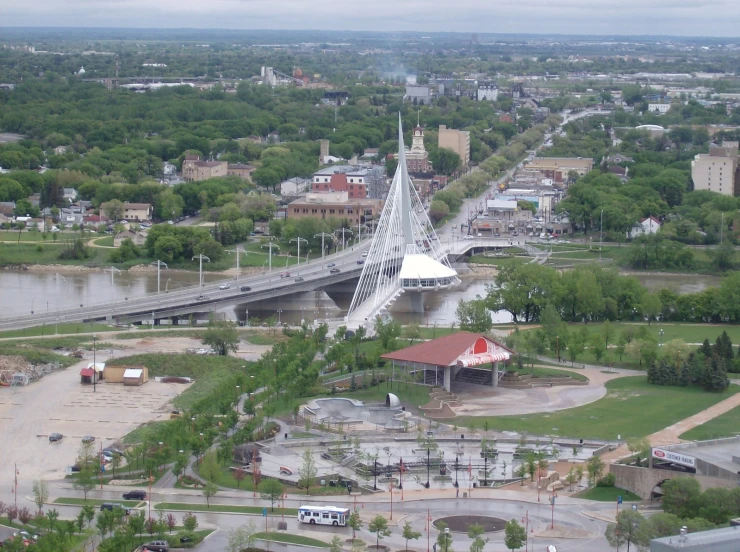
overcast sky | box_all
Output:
[3,0,740,37]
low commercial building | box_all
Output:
[651,526,740,551]
[280,177,310,196]
[525,157,593,183]
[405,85,435,105]
[311,166,370,198]
[287,191,383,226]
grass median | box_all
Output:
[155,503,298,516]
[576,487,641,502]
[455,376,740,441]
[254,532,330,547]
[53,497,142,507]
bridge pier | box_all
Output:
[492,361,499,388]
[408,291,424,313]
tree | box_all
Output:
[166,513,177,533]
[564,467,578,491]
[202,482,218,508]
[590,334,606,364]
[73,466,96,501]
[348,510,363,540]
[456,299,492,333]
[233,468,246,488]
[32,480,49,513]
[515,463,528,485]
[504,519,526,551]
[369,515,391,549]
[468,524,487,552]
[402,520,421,551]
[661,477,701,519]
[351,539,367,552]
[82,504,95,527]
[259,478,283,511]
[436,522,453,552]
[626,437,651,467]
[605,510,650,552]
[403,323,422,345]
[330,535,344,552]
[640,293,662,325]
[183,512,199,532]
[202,319,239,356]
[298,450,317,495]
[428,200,450,224]
[585,455,605,486]
[227,520,258,552]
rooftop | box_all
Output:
[398,253,457,281]
[381,332,512,367]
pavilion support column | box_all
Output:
[444,366,451,392]
[408,291,424,314]
[492,361,499,388]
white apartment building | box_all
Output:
[691,145,739,196]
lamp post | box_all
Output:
[235,385,241,413]
[55,273,66,335]
[191,255,210,287]
[426,447,431,489]
[290,237,308,266]
[261,242,280,272]
[454,453,459,488]
[92,334,97,393]
[659,328,664,347]
[277,310,283,325]
[314,232,333,259]
[226,246,247,280]
[599,209,604,264]
[149,260,167,296]
[373,458,378,490]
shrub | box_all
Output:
[596,473,616,487]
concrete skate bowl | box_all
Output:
[433,515,506,533]
[303,394,406,430]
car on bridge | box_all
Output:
[330,268,341,274]
[219,283,231,290]
[280,272,291,279]
[196,295,209,301]
[240,286,251,292]
[357,260,364,265]
[327,262,336,267]
[295,277,305,282]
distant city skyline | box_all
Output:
[2,0,740,38]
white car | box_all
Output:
[219,283,231,290]
[463,235,475,240]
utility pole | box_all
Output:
[314,232,333,259]
[106,266,121,318]
[290,237,308,266]
[149,260,167,296]
[335,228,353,250]
[92,335,97,393]
[226,246,247,280]
[261,242,280,272]
[192,254,210,287]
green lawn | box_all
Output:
[468,255,528,267]
[254,532,330,548]
[53,497,142,507]
[107,352,249,411]
[92,236,114,247]
[679,405,740,441]
[155,503,298,516]
[576,487,641,502]
[513,366,588,382]
[0,321,115,339]
[455,377,740,440]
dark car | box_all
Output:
[195,294,209,301]
[356,260,365,265]
[102,447,123,456]
[327,262,336,268]
[49,433,63,442]
[142,541,169,552]
[330,268,341,274]
[295,277,304,282]
[240,286,251,292]
[280,272,291,279]
[100,503,131,514]
[122,490,147,500]
[82,435,95,444]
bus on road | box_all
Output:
[298,505,350,526]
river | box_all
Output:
[0,268,725,328]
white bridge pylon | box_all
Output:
[346,114,459,327]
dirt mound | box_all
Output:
[0,355,30,373]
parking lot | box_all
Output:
[0,357,188,484]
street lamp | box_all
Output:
[226,246,247,280]
[191,254,210,287]
[149,260,167,296]
[659,328,664,347]
[92,334,97,393]
[55,273,67,335]
[314,232,333,259]
[290,237,308,266]
[261,242,280,272]
[373,458,378,490]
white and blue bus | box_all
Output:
[298,505,350,527]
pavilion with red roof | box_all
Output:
[381,332,512,392]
